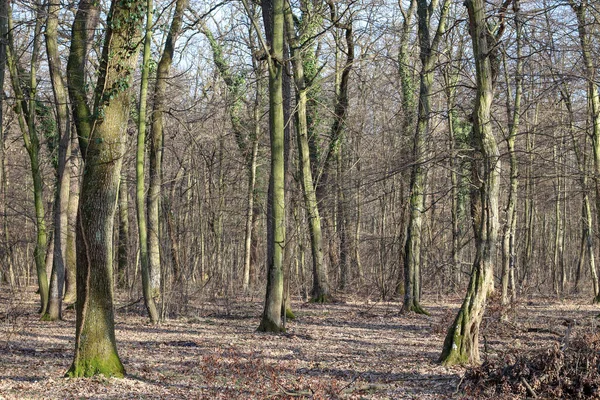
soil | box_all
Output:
[1,287,598,399]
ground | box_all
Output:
[1,287,597,399]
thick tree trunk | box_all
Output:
[66,0,144,377]
[440,0,500,366]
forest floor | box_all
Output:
[1,287,599,399]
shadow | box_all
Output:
[0,375,47,382]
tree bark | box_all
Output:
[66,0,145,377]
[257,0,286,332]
[402,0,450,314]
[148,0,186,292]
[5,2,48,314]
[64,133,80,304]
[43,0,72,321]
[440,0,500,365]
[136,0,159,324]
[284,1,330,303]
[501,0,522,312]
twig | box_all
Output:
[337,373,361,394]
[520,377,537,398]
[454,373,465,395]
[117,297,143,310]
[275,381,312,398]
[561,322,573,351]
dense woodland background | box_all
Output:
[1,0,600,391]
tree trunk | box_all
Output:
[257,0,286,333]
[402,0,450,314]
[501,0,522,313]
[0,0,11,287]
[284,2,329,303]
[5,3,48,314]
[66,0,144,377]
[117,172,129,287]
[136,0,159,324]
[440,0,500,365]
[43,0,71,321]
[64,133,80,304]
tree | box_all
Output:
[136,0,160,324]
[5,0,48,314]
[66,0,145,377]
[250,0,286,332]
[284,0,330,303]
[500,0,522,312]
[42,0,72,321]
[440,0,501,365]
[402,0,450,314]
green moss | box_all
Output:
[65,353,125,378]
[257,317,285,333]
[40,312,59,322]
[285,308,296,320]
[402,302,430,316]
[593,295,600,305]
[309,294,332,304]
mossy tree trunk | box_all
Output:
[5,2,48,314]
[255,0,286,333]
[440,0,500,366]
[43,0,72,321]
[284,1,330,303]
[402,0,450,314]
[66,0,145,378]
[64,0,98,304]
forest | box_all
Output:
[1,0,600,398]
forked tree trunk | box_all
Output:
[66,0,144,377]
[440,0,500,366]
